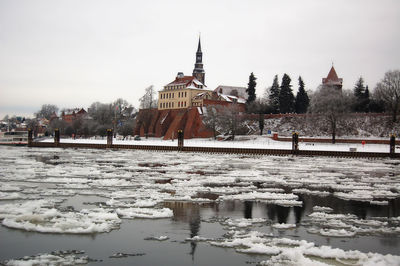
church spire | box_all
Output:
[193,36,205,85]
[197,36,202,53]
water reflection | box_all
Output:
[164,202,201,260]
[163,193,400,258]
[244,201,253,219]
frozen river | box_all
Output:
[0,146,399,265]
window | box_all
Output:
[185,92,187,97]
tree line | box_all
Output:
[202,70,399,143]
[245,71,393,116]
[32,98,137,138]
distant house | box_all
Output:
[214,85,248,100]
[61,108,87,123]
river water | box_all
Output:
[0,146,399,265]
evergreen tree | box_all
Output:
[354,77,365,98]
[294,76,309,113]
[279,73,295,113]
[363,85,370,112]
[246,72,257,104]
[268,75,280,114]
[353,77,369,112]
[364,85,369,99]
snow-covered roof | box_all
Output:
[165,75,206,90]
[219,94,246,104]
[215,85,248,98]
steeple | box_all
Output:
[197,37,202,53]
[192,36,205,85]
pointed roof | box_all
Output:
[197,37,202,53]
[322,66,343,87]
[326,66,339,81]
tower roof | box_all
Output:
[197,37,202,53]
[322,66,343,87]
[326,66,339,81]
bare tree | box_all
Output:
[309,86,351,143]
[218,103,245,140]
[112,98,134,137]
[202,105,220,139]
[138,86,157,138]
[374,70,400,122]
[88,102,113,125]
[35,104,59,119]
[118,119,136,139]
[139,85,157,109]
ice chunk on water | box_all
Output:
[3,250,90,265]
[2,207,121,234]
[312,206,333,213]
[222,218,268,228]
[116,207,173,219]
[0,199,57,219]
[319,228,356,237]
[292,188,330,197]
[144,235,169,241]
[209,229,400,266]
[272,223,296,229]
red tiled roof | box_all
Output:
[166,76,196,86]
[326,66,339,81]
[322,66,343,85]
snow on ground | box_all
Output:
[40,135,396,153]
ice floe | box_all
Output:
[208,229,400,265]
[272,223,296,229]
[116,207,173,219]
[3,250,91,265]
[1,203,121,234]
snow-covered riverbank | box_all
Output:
[39,135,397,153]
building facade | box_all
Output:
[158,73,209,110]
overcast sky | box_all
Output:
[1,0,399,118]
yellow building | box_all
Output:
[158,73,211,110]
[158,37,211,110]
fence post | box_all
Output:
[292,132,299,154]
[54,129,60,147]
[390,134,396,156]
[177,130,184,151]
[28,129,33,147]
[107,129,113,148]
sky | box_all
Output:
[0,0,399,118]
